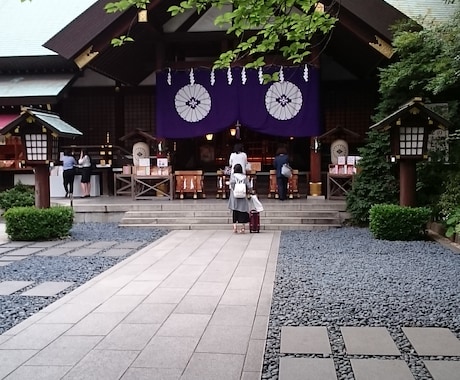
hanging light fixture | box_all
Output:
[205,133,213,141]
[230,120,241,138]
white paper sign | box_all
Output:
[139,158,150,167]
[157,158,168,167]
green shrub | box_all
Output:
[445,207,460,238]
[346,130,398,225]
[369,204,431,241]
[0,182,35,211]
[3,206,74,241]
[438,171,460,218]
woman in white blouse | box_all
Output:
[78,149,92,197]
[229,143,248,174]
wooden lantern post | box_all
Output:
[370,98,451,207]
[0,108,83,208]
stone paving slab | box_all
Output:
[27,241,63,248]
[196,324,252,354]
[424,360,460,380]
[350,359,414,380]
[36,247,74,257]
[0,281,34,295]
[0,247,14,254]
[120,368,182,380]
[3,247,42,256]
[279,357,337,380]
[280,326,332,354]
[21,282,74,297]
[123,303,176,324]
[66,248,101,257]
[341,327,400,355]
[402,327,460,356]
[131,336,200,369]
[0,241,31,248]
[85,241,118,249]
[95,323,159,351]
[0,261,11,266]
[0,256,26,262]
[100,248,133,257]
[116,241,147,249]
[2,364,72,380]
[0,349,39,379]
[0,323,72,350]
[180,352,245,380]
[61,349,139,380]
[24,335,102,366]
[58,241,88,248]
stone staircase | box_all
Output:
[118,197,348,230]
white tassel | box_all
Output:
[279,66,284,82]
[190,68,195,85]
[258,67,264,84]
[241,67,247,85]
[304,64,309,82]
[167,68,172,85]
[227,67,233,85]
[210,68,215,86]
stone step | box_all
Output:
[122,210,340,218]
[51,196,348,228]
[120,215,341,225]
[118,222,342,230]
[74,199,347,213]
[116,198,345,229]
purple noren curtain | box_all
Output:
[156,66,320,138]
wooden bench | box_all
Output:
[174,170,205,199]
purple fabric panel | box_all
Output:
[156,69,238,138]
[238,66,321,137]
[156,66,321,138]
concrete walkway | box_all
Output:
[0,229,280,380]
[1,224,460,379]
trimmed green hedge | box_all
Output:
[369,204,431,241]
[0,182,34,211]
[3,206,74,241]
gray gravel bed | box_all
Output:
[263,227,460,380]
[0,223,168,335]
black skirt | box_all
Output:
[233,210,249,223]
[80,167,92,183]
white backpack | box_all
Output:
[233,178,247,198]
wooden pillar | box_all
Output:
[399,160,416,207]
[113,81,124,145]
[309,137,322,195]
[34,165,50,209]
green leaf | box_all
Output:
[168,5,184,16]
